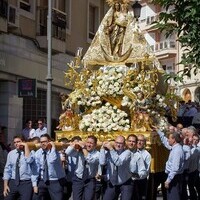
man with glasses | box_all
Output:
[3,135,35,200]
[99,135,132,200]
[35,118,47,138]
[33,134,65,200]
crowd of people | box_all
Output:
[21,118,47,141]
[176,100,200,129]
[0,120,200,200]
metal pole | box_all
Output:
[46,0,53,136]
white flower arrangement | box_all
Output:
[79,102,130,132]
[96,66,126,97]
[153,94,168,110]
[153,115,169,132]
[76,89,102,108]
[121,96,132,107]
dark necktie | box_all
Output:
[83,160,89,181]
[15,151,21,186]
[111,165,118,186]
[43,151,49,183]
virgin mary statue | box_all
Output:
[83,0,163,72]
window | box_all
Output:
[39,7,48,36]
[169,41,176,48]
[53,0,66,12]
[65,0,71,31]
[89,4,99,40]
[23,90,60,128]
[52,0,67,40]
[162,65,166,70]
[166,65,175,74]
[0,0,8,18]
[20,0,30,12]
[19,0,36,19]
[150,45,155,51]
[8,6,17,24]
[58,0,65,12]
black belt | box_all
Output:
[11,179,31,182]
[39,179,58,182]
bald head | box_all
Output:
[115,135,125,151]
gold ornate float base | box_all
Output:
[55,130,169,173]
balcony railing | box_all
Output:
[52,8,66,29]
[38,7,66,41]
[150,40,176,52]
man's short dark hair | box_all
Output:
[40,134,51,140]
[88,135,97,144]
[171,132,182,143]
[13,135,25,142]
[71,136,82,142]
[58,137,69,143]
[37,118,44,123]
[127,134,138,143]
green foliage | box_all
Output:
[152,0,200,80]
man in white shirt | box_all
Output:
[22,119,35,141]
[136,134,151,200]
[35,119,47,138]
[187,134,200,200]
[99,135,132,200]
[66,135,99,200]
[126,134,147,200]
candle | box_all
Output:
[76,47,83,57]
[70,61,74,67]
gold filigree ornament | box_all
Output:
[101,96,123,108]
[64,62,79,88]
[106,0,132,6]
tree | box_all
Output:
[152,0,200,81]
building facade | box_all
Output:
[139,0,200,103]
[0,0,107,143]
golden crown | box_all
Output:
[106,0,131,6]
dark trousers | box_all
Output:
[37,180,63,200]
[147,172,167,200]
[135,178,148,200]
[103,179,133,200]
[0,175,4,200]
[194,171,200,200]
[72,175,96,200]
[188,170,199,200]
[4,179,32,200]
[64,181,72,200]
[181,170,189,200]
[167,174,182,200]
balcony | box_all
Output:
[139,15,158,31]
[36,7,66,53]
[150,40,177,59]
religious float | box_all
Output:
[55,0,180,196]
